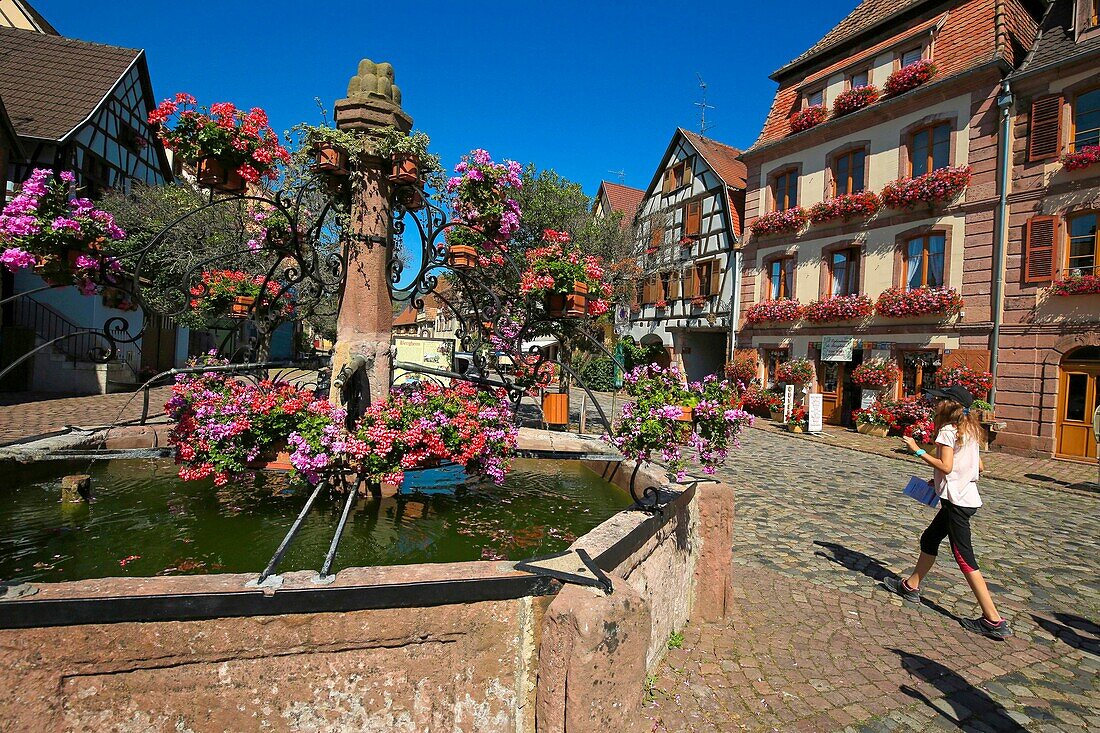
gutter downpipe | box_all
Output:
[990,79,1014,407]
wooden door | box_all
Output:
[818,361,845,425]
[1056,365,1098,461]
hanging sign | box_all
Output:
[783,384,795,422]
[821,336,854,362]
[807,393,824,433]
[860,389,880,410]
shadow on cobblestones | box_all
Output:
[1031,612,1100,655]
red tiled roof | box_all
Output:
[393,305,418,326]
[0,25,140,140]
[680,129,747,188]
[596,181,645,229]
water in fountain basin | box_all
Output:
[0,458,631,583]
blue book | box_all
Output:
[903,476,940,508]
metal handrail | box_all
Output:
[10,296,114,363]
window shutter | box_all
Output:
[671,270,681,299]
[709,260,720,297]
[1028,96,1063,162]
[684,267,697,298]
[662,170,671,194]
[684,201,702,236]
[649,227,662,250]
[1024,216,1058,283]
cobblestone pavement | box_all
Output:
[0,388,172,445]
[640,427,1100,732]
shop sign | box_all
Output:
[807,393,823,433]
[821,336,854,362]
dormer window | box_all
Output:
[900,46,924,68]
[848,70,870,89]
[805,88,824,108]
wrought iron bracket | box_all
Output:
[515,548,613,594]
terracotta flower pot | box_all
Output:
[310,144,348,175]
[447,244,478,269]
[788,425,804,433]
[769,408,784,422]
[389,153,421,184]
[196,157,246,194]
[675,406,694,422]
[542,392,569,425]
[229,295,256,318]
[544,280,588,318]
[248,448,293,471]
[856,423,889,438]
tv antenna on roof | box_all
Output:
[607,169,626,184]
[695,73,715,135]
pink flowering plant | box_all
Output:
[801,293,873,322]
[776,358,814,385]
[0,168,125,294]
[904,419,935,443]
[884,60,937,96]
[750,207,808,237]
[445,149,523,265]
[1049,273,1100,295]
[1061,145,1100,171]
[724,350,759,387]
[883,395,934,434]
[832,85,880,116]
[343,381,517,486]
[745,298,801,324]
[935,365,993,400]
[880,166,971,209]
[875,286,963,318]
[853,400,894,427]
[808,191,881,224]
[736,385,782,417]
[166,363,345,486]
[518,229,611,317]
[148,93,290,183]
[850,358,900,390]
[790,106,827,133]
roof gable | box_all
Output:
[596,180,645,223]
[1012,0,1100,77]
[0,25,141,141]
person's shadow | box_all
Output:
[1031,612,1100,654]
[813,540,960,621]
[889,648,1026,732]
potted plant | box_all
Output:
[880,166,971,210]
[832,85,880,116]
[446,148,523,257]
[807,191,881,224]
[776,358,814,385]
[690,294,708,308]
[1049,273,1100,295]
[786,406,809,433]
[850,358,900,391]
[744,298,802,324]
[750,207,809,237]
[374,126,443,188]
[970,399,995,423]
[148,94,290,192]
[187,269,294,323]
[737,385,779,418]
[935,365,993,401]
[519,229,611,319]
[292,123,365,177]
[853,400,893,437]
[801,293,873,323]
[724,351,759,387]
[1061,145,1100,171]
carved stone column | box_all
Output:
[330,59,412,410]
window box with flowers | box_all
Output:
[832,85,880,117]
[1061,145,1100,171]
[655,299,669,310]
[935,365,993,400]
[853,400,893,437]
[1049,273,1100,295]
[790,106,827,133]
[880,166,971,209]
[776,358,815,385]
[629,303,642,314]
[808,191,881,224]
[884,60,937,96]
[750,207,809,237]
[519,229,611,319]
[745,297,801,324]
[690,295,709,308]
[850,357,900,391]
[801,293,873,323]
[875,286,962,318]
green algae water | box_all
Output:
[0,458,630,583]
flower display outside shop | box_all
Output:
[1049,273,1100,295]
[808,191,881,224]
[790,106,827,133]
[904,419,935,444]
[750,207,808,237]
[736,385,782,418]
[884,59,937,96]
[166,362,345,487]
[875,286,963,318]
[884,395,934,434]
[344,381,518,487]
[724,351,759,387]
[187,269,295,322]
[745,297,802,324]
[850,357,901,390]
[935,365,993,400]
[880,166,971,209]
[776,358,815,385]
[832,85,880,116]
[800,293,873,323]
[0,168,126,294]
[518,229,611,318]
[148,93,290,184]
[786,405,809,431]
[446,148,523,265]
[1061,145,1100,171]
[853,400,893,427]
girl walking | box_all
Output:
[884,384,1012,640]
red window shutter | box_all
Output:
[1024,216,1058,283]
[1028,96,1063,162]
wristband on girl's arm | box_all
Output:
[913,449,927,457]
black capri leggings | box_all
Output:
[919,499,980,573]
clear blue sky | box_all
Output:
[41,0,852,198]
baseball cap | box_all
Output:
[924,384,974,408]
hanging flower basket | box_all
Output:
[745,298,801,324]
[310,144,348,176]
[884,60,937,97]
[521,229,610,319]
[776,358,814,385]
[542,392,569,425]
[808,191,881,224]
[196,157,247,194]
[935,365,993,400]
[832,85,880,116]
[396,186,425,211]
[850,358,900,390]
[674,405,694,423]
[230,295,256,318]
[389,152,421,184]
[544,280,588,318]
[447,243,478,269]
[790,106,827,133]
[875,286,963,318]
[750,207,808,237]
[881,166,971,209]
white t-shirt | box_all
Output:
[933,424,982,508]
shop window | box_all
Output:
[768,256,795,300]
[901,350,940,396]
[829,247,861,296]
[833,148,867,195]
[910,123,951,176]
[1067,212,1099,276]
[772,168,798,211]
[764,348,789,388]
[1073,88,1100,150]
[905,234,945,289]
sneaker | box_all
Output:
[960,616,1013,640]
[883,576,921,603]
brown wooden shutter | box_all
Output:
[662,169,672,194]
[709,260,720,297]
[684,201,702,236]
[670,270,681,299]
[684,267,697,298]
[941,349,991,372]
[649,227,662,250]
[1024,215,1058,283]
[1028,95,1063,162]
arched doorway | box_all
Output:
[639,334,671,370]
[1055,346,1100,461]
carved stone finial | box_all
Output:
[346,58,402,106]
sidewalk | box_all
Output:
[0,388,172,446]
[750,418,1098,493]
